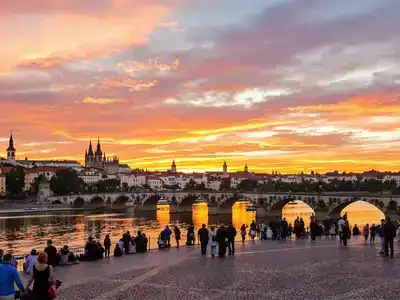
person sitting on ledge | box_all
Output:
[352,224,360,236]
[135,231,146,253]
[114,244,122,257]
[24,249,38,275]
[96,242,105,259]
[80,237,98,261]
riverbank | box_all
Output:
[18,236,399,300]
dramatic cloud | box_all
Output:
[1,0,400,173]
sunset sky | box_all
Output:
[1,0,400,173]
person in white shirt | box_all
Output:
[209,226,217,257]
[338,217,346,244]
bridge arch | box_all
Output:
[90,196,105,207]
[329,199,385,222]
[219,195,244,209]
[143,195,161,207]
[52,200,62,205]
[180,195,199,207]
[73,197,85,208]
[114,195,130,206]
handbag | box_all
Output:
[48,284,57,299]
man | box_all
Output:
[281,218,289,240]
[226,222,237,255]
[337,217,345,244]
[163,225,172,248]
[44,240,57,267]
[378,219,385,255]
[310,216,318,243]
[217,223,228,257]
[123,231,131,254]
[383,217,396,258]
[198,224,209,255]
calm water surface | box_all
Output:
[0,200,384,255]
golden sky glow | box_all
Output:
[1,1,400,173]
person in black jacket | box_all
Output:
[226,222,237,255]
[198,224,209,255]
[383,217,396,258]
[217,224,228,257]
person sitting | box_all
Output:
[118,238,125,254]
[114,244,122,257]
[127,240,136,254]
[24,249,38,274]
[96,242,105,259]
[59,246,70,265]
[352,224,360,236]
[135,231,146,253]
[81,237,98,261]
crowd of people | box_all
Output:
[1,215,400,299]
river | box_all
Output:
[0,200,385,255]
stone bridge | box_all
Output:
[46,191,400,218]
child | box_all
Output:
[266,226,273,240]
[209,226,217,257]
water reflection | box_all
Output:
[0,201,259,255]
[341,201,385,227]
[192,202,208,228]
[232,201,254,229]
[282,201,314,226]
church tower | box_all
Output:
[223,161,228,174]
[85,139,94,167]
[7,133,16,161]
[95,137,103,165]
[171,159,177,173]
[244,164,248,173]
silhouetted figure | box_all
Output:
[226,222,237,255]
[217,224,227,257]
[384,217,396,258]
[198,224,209,255]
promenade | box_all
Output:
[20,237,400,300]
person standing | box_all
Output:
[370,224,376,243]
[174,225,181,248]
[187,224,195,246]
[163,225,172,248]
[342,221,351,247]
[240,224,247,242]
[310,217,318,243]
[103,235,111,258]
[362,224,370,243]
[123,231,131,254]
[226,222,237,255]
[281,218,289,240]
[209,226,217,257]
[44,240,57,267]
[338,217,345,244]
[249,221,257,240]
[378,219,385,254]
[383,217,396,258]
[217,224,228,257]
[25,252,55,300]
[198,224,209,255]
[0,253,25,300]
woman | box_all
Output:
[174,225,181,248]
[209,226,217,257]
[0,253,25,300]
[24,249,38,275]
[240,224,247,242]
[59,246,70,265]
[26,251,55,300]
[329,224,336,239]
[362,224,370,243]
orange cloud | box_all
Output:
[80,97,129,105]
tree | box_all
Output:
[50,169,84,195]
[185,179,196,190]
[96,179,120,193]
[237,179,259,191]
[219,178,232,191]
[5,166,25,196]
[387,200,397,212]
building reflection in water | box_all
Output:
[282,201,314,227]
[156,204,171,227]
[341,201,385,227]
[232,201,254,229]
